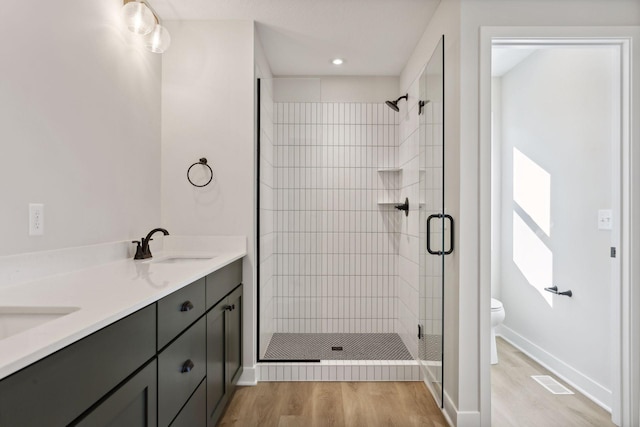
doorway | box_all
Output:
[489,42,621,426]
[479,28,639,427]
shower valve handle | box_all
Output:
[395,198,410,217]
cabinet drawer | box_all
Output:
[206,259,242,309]
[171,379,206,427]
[158,277,206,349]
[158,316,206,427]
[0,304,156,427]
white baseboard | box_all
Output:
[456,411,481,427]
[237,366,258,386]
[498,325,612,411]
[442,388,456,426]
[440,389,481,427]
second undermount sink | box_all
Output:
[0,306,80,341]
[148,255,216,264]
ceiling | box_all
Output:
[151,0,441,76]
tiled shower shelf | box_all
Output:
[377,168,402,173]
[258,360,422,382]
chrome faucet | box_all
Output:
[132,228,170,260]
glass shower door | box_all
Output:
[418,36,447,406]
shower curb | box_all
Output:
[257,360,422,382]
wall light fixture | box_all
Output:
[122,0,171,54]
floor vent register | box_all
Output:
[531,375,574,395]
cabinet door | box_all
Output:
[226,286,243,386]
[206,298,226,425]
[73,359,157,427]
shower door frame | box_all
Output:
[478,27,639,426]
[418,35,447,408]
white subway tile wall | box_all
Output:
[259,79,276,357]
[272,103,400,334]
[257,360,423,382]
[397,81,421,358]
[419,96,444,361]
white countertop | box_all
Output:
[0,237,246,381]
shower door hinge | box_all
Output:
[418,324,423,339]
[611,247,617,258]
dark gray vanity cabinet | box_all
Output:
[0,258,243,427]
[0,304,156,427]
[206,274,243,427]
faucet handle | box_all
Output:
[132,241,144,260]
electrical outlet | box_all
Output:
[29,203,44,236]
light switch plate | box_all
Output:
[598,209,612,230]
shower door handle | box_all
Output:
[426,213,454,255]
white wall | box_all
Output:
[161,20,257,377]
[273,77,399,103]
[399,0,462,422]
[457,1,640,425]
[495,46,617,407]
[0,0,161,256]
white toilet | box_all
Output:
[491,298,505,364]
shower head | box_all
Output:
[385,100,400,112]
[385,94,408,112]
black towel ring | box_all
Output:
[187,158,214,188]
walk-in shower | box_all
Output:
[257,78,408,363]
[257,50,447,388]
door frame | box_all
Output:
[478,26,639,427]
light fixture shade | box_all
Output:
[121,1,156,35]
[144,24,171,54]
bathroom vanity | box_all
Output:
[0,243,245,427]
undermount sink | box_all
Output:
[148,255,216,264]
[0,306,80,341]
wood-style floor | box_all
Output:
[492,337,615,427]
[218,381,447,427]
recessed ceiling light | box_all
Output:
[332,58,344,65]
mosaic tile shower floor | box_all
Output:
[263,333,413,360]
